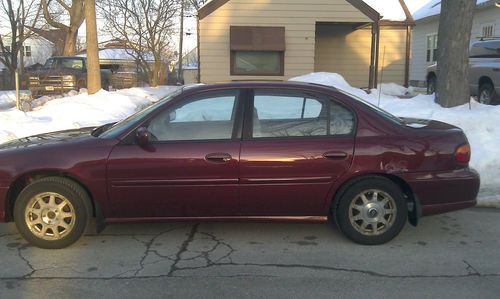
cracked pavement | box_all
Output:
[0,208,499,298]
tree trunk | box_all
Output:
[85,0,101,94]
[150,61,162,87]
[435,0,475,107]
[63,28,79,55]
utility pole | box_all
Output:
[177,0,184,84]
[85,0,102,94]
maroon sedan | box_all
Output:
[0,82,479,248]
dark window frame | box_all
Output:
[229,26,286,77]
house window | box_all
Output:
[230,26,285,76]
[22,46,32,57]
[426,34,438,62]
[232,51,283,76]
[482,23,495,38]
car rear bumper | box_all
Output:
[0,187,8,222]
[401,168,480,217]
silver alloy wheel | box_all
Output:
[24,192,76,240]
[479,89,491,104]
[348,189,397,236]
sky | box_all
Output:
[404,0,433,13]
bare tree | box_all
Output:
[187,0,204,10]
[99,0,178,87]
[84,0,100,93]
[0,0,42,87]
[40,0,85,55]
[435,0,475,107]
[175,0,203,84]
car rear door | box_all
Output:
[106,89,244,218]
[239,88,355,216]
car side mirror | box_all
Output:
[136,127,151,146]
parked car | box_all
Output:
[0,82,480,248]
[426,39,500,104]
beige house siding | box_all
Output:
[199,0,371,84]
[315,24,407,87]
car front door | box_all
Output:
[107,89,243,218]
[239,89,355,216]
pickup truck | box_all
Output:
[426,39,500,105]
[28,56,107,98]
[28,56,145,98]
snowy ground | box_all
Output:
[0,73,498,207]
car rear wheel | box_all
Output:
[14,177,91,249]
[335,177,407,245]
[478,82,496,105]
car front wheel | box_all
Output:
[14,177,91,249]
[335,177,407,245]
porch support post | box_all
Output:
[373,20,380,88]
[368,20,380,89]
[404,25,412,87]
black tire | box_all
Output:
[14,177,92,249]
[335,177,407,245]
[478,82,497,105]
[427,75,436,95]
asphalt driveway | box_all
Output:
[0,208,499,298]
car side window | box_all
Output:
[252,90,328,138]
[330,101,355,135]
[147,90,239,141]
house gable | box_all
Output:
[199,0,380,21]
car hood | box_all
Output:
[0,127,96,151]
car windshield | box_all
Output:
[60,58,85,70]
[99,88,182,138]
[337,89,403,125]
[42,59,56,69]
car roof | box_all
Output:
[181,81,340,95]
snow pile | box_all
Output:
[374,83,416,97]
[0,86,179,144]
[291,72,500,207]
[0,90,30,110]
[77,48,154,61]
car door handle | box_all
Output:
[205,153,232,163]
[323,151,348,160]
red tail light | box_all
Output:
[455,143,471,163]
